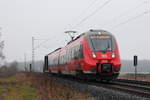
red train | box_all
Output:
[43,29,121,81]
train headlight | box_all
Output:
[112,52,115,58]
[92,52,96,58]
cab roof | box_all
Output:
[83,29,113,36]
[67,29,113,45]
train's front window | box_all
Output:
[89,35,114,52]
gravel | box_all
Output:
[52,77,148,100]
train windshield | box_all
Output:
[89,35,114,52]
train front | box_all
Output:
[83,30,121,80]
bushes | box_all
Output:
[0,61,18,77]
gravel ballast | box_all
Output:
[52,77,148,100]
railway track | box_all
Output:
[47,74,150,99]
[96,82,150,98]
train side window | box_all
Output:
[54,58,56,66]
[74,45,78,60]
[61,56,63,65]
[79,44,84,58]
[54,58,56,67]
[48,58,50,67]
[60,56,62,66]
[77,45,80,58]
[56,57,58,66]
[64,54,67,65]
[64,55,66,65]
[69,49,71,61]
[53,58,56,67]
[74,47,76,60]
[66,50,68,62]
[62,55,64,65]
[50,59,52,67]
[67,50,69,62]
[70,49,73,60]
[72,47,75,60]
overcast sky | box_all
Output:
[0,0,150,62]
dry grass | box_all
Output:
[16,72,95,100]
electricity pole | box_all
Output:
[24,53,27,71]
[32,37,35,71]
[31,36,50,71]
[134,55,138,80]
[133,55,138,80]
[0,27,5,67]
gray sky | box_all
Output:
[0,0,150,62]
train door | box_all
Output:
[43,56,48,72]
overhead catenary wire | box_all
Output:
[66,0,99,32]
[72,0,99,22]
[110,9,150,30]
[103,0,149,27]
[33,36,60,50]
[34,38,52,50]
[113,0,149,21]
[72,0,112,29]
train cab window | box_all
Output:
[89,35,114,52]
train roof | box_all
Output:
[67,29,113,44]
[83,29,113,36]
[46,47,61,56]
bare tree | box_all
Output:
[0,31,5,67]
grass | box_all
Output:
[0,72,95,100]
[0,76,16,83]
[0,75,37,100]
[4,85,36,100]
[0,86,6,95]
[0,76,16,96]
